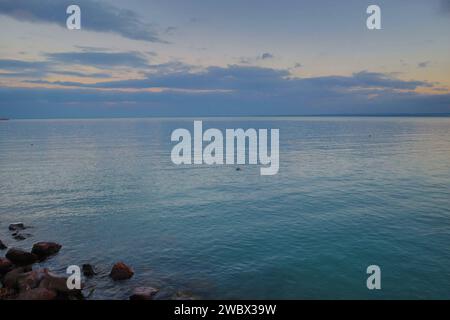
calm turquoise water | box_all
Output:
[0,117,449,299]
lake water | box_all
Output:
[0,117,449,299]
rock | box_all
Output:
[0,258,13,274]
[109,262,134,281]
[2,266,32,289]
[0,287,16,300]
[173,291,197,300]
[39,271,83,299]
[82,264,96,277]
[236,167,241,171]
[12,233,32,241]
[12,233,26,241]
[5,248,38,266]
[31,242,62,259]
[0,239,7,250]
[8,223,26,231]
[16,269,48,292]
[16,288,57,300]
[129,287,159,300]
[39,272,70,293]
[3,268,83,300]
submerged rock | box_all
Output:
[31,242,62,259]
[173,291,197,300]
[82,264,96,277]
[129,287,159,300]
[12,233,25,241]
[0,258,13,274]
[5,248,38,266]
[12,232,32,241]
[109,262,134,281]
[8,223,26,231]
[16,287,57,300]
[0,239,7,250]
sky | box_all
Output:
[0,0,449,118]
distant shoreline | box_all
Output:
[2,114,450,121]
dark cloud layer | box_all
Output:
[0,50,149,79]
[0,59,49,71]
[44,65,431,93]
[0,59,50,78]
[1,85,449,118]
[1,63,448,118]
[0,0,163,42]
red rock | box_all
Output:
[2,267,31,289]
[16,288,57,300]
[0,287,16,300]
[109,262,134,281]
[5,248,38,266]
[129,287,159,300]
[39,271,70,293]
[0,288,17,303]
[0,258,13,274]
[39,271,84,299]
[3,268,46,291]
[16,269,48,292]
[31,242,62,259]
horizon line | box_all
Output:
[2,113,450,121]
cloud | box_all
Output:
[164,26,177,35]
[1,59,447,118]
[74,45,112,52]
[307,71,432,91]
[0,0,164,42]
[0,59,49,71]
[47,70,112,78]
[1,84,449,118]
[60,65,289,91]
[238,53,275,64]
[0,49,151,80]
[261,53,274,60]
[1,63,446,118]
[45,65,431,94]
[0,55,117,79]
[0,59,50,78]
[238,57,252,64]
[45,51,149,68]
[417,61,431,68]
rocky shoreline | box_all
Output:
[0,223,195,300]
